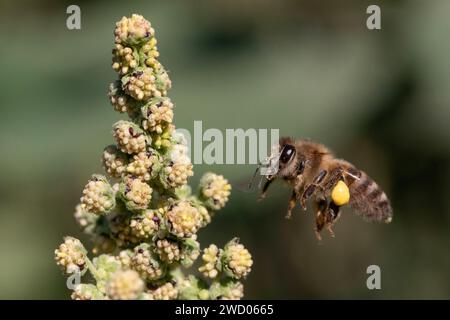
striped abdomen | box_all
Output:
[344,166,393,223]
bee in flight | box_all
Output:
[256,137,393,240]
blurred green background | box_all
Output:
[0,0,449,299]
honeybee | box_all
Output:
[257,137,393,240]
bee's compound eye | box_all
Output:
[280,145,296,164]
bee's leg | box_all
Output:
[258,178,274,201]
[322,168,344,195]
[314,198,328,241]
[300,170,328,210]
[324,201,341,238]
[300,185,315,210]
[286,175,305,217]
[286,190,299,219]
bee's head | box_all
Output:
[279,144,296,165]
[253,137,300,186]
[270,137,298,179]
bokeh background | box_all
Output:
[0,0,449,299]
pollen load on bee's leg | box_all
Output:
[331,180,350,206]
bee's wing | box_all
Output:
[231,173,266,193]
[344,168,393,223]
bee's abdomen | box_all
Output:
[345,168,393,223]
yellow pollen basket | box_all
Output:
[331,180,350,206]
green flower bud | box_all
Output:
[93,254,122,276]
[143,282,178,300]
[119,177,152,211]
[151,124,175,149]
[116,249,133,269]
[114,14,154,46]
[154,65,172,95]
[122,67,159,101]
[111,44,139,75]
[177,275,208,300]
[179,237,200,268]
[166,200,202,238]
[141,97,174,134]
[222,238,253,280]
[141,37,160,70]
[113,121,149,154]
[191,201,212,227]
[71,284,105,300]
[54,236,87,275]
[198,244,221,279]
[108,81,137,114]
[92,254,122,293]
[109,211,140,247]
[74,204,98,234]
[106,270,144,300]
[102,145,128,178]
[126,149,162,181]
[154,237,181,263]
[199,172,231,210]
[80,174,116,215]
[159,145,194,189]
[131,243,166,281]
[152,236,199,267]
[129,209,161,239]
[173,184,192,200]
[209,280,244,300]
